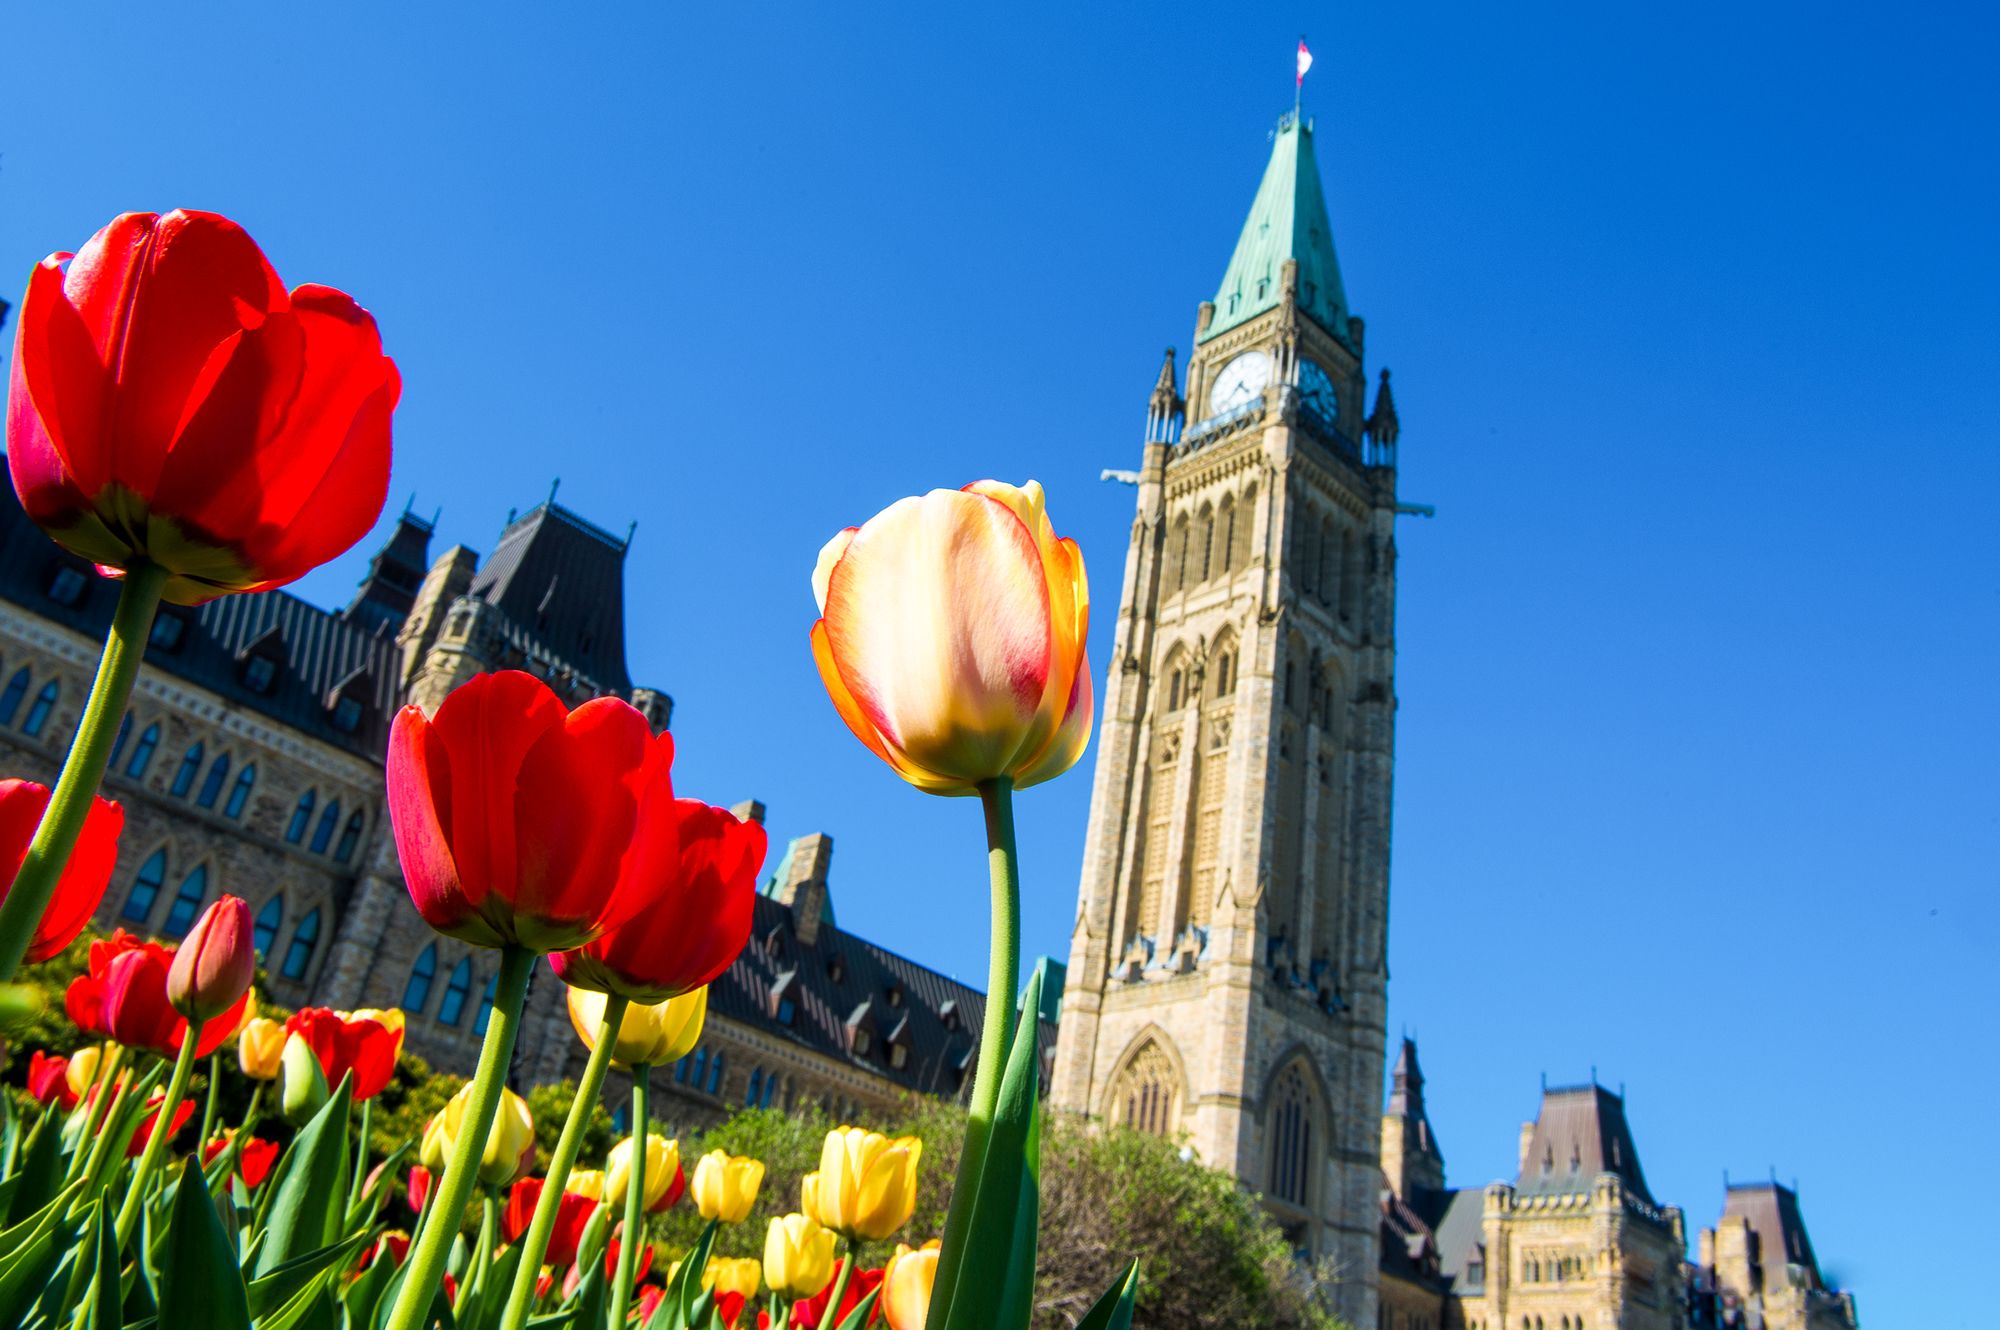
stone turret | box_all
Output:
[1381,1037,1445,1197]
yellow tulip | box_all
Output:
[606,1133,681,1213]
[691,1149,765,1223]
[763,1212,836,1298]
[811,1127,921,1240]
[567,986,707,1067]
[65,1044,106,1099]
[428,1082,536,1186]
[566,1168,606,1201]
[800,1170,821,1218]
[348,1006,406,1038]
[883,1240,941,1330]
[236,1017,286,1081]
[810,479,1093,796]
[708,1256,761,1298]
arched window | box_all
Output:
[1168,514,1191,593]
[746,1067,764,1107]
[403,943,437,1013]
[334,810,364,864]
[1217,497,1237,574]
[1297,515,1321,599]
[162,865,208,937]
[280,909,321,980]
[473,974,499,1035]
[122,849,168,923]
[21,681,58,737]
[1267,1062,1316,1208]
[1214,651,1233,698]
[1340,532,1359,622]
[253,895,284,960]
[224,764,257,819]
[1109,1039,1181,1137]
[170,742,205,798]
[686,1048,707,1088]
[109,712,133,769]
[438,957,473,1026]
[286,790,316,844]
[763,1074,780,1108]
[196,753,230,809]
[0,668,30,725]
[126,724,160,778]
[310,799,342,855]
[1167,669,1183,712]
[1195,505,1215,584]
[1234,483,1259,569]
[706,1051,726,1096]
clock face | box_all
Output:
[1209,350,1273,415]
[1299,359,1338,419]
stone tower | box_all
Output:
[1049,113,1402,1324]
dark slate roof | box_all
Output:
[1379,1184,1448,1290]
[714,893,1058,1100]
[343,507,435,634]
[1427,1186,1487,1293]
[1721,1182,1825,1289]
[0,458,401,758]
[1516,1083,1655,1204]
[467,500,632,694]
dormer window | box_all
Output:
[777,997,796,1026]
[149,615,186,651]
[827,956,846,984]
[852,1028,871,1056]
[244,656,277,693]
[1255,278,1268,301]
[46,567,87,606]
[939,999,961,1032]
[326,667,373,734]
[885,984,903,1008]
[889,1043,908,1069]
[239,626,285,693]
[331,696,362,733]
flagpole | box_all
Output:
[1295,33,1303,123]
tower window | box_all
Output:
[1268,1063,1316,1207]
[1214,653,1233,698]
[1167,670,1183,712]
[20,681,58,738]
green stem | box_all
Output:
[349,1096,374,1211]
[609,1065,650,1330]
[497,990,629,1330]
[75,1063,137,1194]
[385,944,535,1330]
[114,1034,200,1248]
[456,1189,497,1317]
[816,1243,857,1330]
[926,777,1021,1329]
[0,562,165,983]
[196,1053,221,1152]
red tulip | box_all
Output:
[6,209,400,606]
[26,1050,76,1110]
[100,940,249,1058]
[357,1230,411,1269]
[282,1007,404,1101]
[65,931,160,1036]
[550,800,762,1003]
[637,1287,665,1323]
[387,670,679,953]
[126,1092,194,1156]
[718,1291,772,1330]
[168,894,254,1021]
[202,1132,278,1188]
[502,1177,598,1267]
[562,1237,652,1301]
[406,1165,433,1215]
[0,779,123,965]
[790,1261,884,1329]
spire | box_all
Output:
[1201,116,1351,346]
[1387,1035,1426,1118]
[1365,368,1400,447]
[1145,347,1184,445]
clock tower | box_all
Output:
[1049,112,1401,1322]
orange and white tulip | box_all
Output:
[811,480,1092,796]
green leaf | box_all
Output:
[343,1138,413,1230]
[649,1217,718,1330]
[1071,1261,1140,1330]
[259,1268,352,1330]
[934,970,1045,1330]
[246,1230,372,1319]
[340,1248,393,1329]
[157,1157,250,1330]
[833,1288,883,1330]
[85,1195,123,1330]
[254,1074,354,1279]
[5,1107,64,1225]
[464,1236,523,1330]
[0,1178,87,1326]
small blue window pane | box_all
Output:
[196,754,230,809]
[334,811,364,864]
[473,975,498,1036]
[170,743,204,798]
[109,712,133,769]
[253,896,284,960]
[706,1052,726,1096]
[21,681,58,737]
[438,958,473,1026]
[403,943,437,1014]
[0,669,30,725]
[126,724,160,778]
[286,791,315,844]
[122,850,168,923]
[224,765,256,819]
[746,1068,763,1107]
[281,908,321,980]
[310,800,342,855]
[162,865,208,937]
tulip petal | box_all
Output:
[430,672,567,941]
[1012,650,1095,790]
[821,489,1054,786]
[387,705,488,942]
[811,527,856,614]
[10,255,113,505]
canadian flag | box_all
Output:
[1296,38,1313,87]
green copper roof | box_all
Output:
[1200,117,1350,345]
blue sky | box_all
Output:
[3,2,1994,1321]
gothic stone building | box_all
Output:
[1049,110,1403,1328]
[1375,1039,1860,1330]
[0,472,1050,1125]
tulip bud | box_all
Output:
[883,1240,942,1330]
[606,1133,682,1213]
[567,985,707,1067]
[279,1031,329,1125]
[813,1127,922,1240]
[168,895,255,1022]
[26,1050,74,1109]
[708,1256,761,1298]
[692,1149,765,1223]
[64,1044,106,1100]
[428,1082,537,1186]
[237,1017,286,1080]
[763,1212,836,1298]
[566,1168,606,1202]
[407,1166,433,1215]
